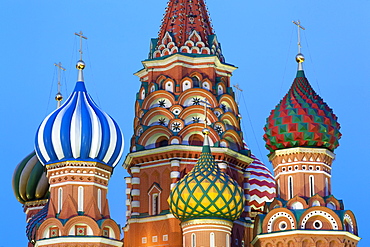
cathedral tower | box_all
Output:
[123,0,275,246]
[252,24,360,246]
[28,54,124,246]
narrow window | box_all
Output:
[309,175,315,197]
[192,76,200,87]
[278,180,281,197]
[152,193,159,215]
[288,176,293,199]
[325,178,329,196]
[210,232,215,247]
[226,234,230,247]
[78,186,84,212]
[98,189,102,213]
[191,233,196,247]
[58,187,63,213]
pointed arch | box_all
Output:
[177,88,218,108]
[219,94,239,115]
[179,123,218,146]
[142,90,176,110]
[138,125,173,149]
[222,130,243,151]
[178,105,218,126]
[220,112,240,131]
[141,107,174,126]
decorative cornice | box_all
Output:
[251,230,361,245]
[35,236,123,247]
[123,145,253,169]
[46,161,113,173]
[181,219,233,228]
[269,147,335,161]
[135,54,236,79]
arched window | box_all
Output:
[291,201,304,209]
[288,176,293,199]
[309,175,315,197]
[210,233,215,247]
[78,186,84,212]
[189,134,203,146]
[191,233,196,247]
[192,76,200,87]
[98,189,102,213]
[58,187,63,213]
[218,85,223,95]
[155,137,169,148]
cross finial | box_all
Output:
[292,20,305,54]
[233,84,243,105]
[54,62,66,108]
[74,31,88,60]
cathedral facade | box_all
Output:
[12,0,359,246]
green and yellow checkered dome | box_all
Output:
[168,129,244,222]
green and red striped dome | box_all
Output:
[264,70,341,153]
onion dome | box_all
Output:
[12,151,49,204]
[263,54,341,153]
[168,129,244,221]
[35,60,124,167]
[246,154,276,211]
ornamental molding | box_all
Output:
[46,161,113,173]
[124,145,253,168]
[135,54,236,78]
[181,219,233,228]
[34,237,123,247]
[269,147,335,161]
[251,230,361,245]
[24,199,48,209]
[126,213,176,224]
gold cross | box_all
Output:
[233,84,243,105]
[292,20,305,53]
[54,62,66,107]
[74,31,88,60]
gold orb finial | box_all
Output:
[202,128,210,135]
[76,60,85,70]
[55,92,63,102]
[296,53,305,63]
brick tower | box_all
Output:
[252,40,360,246]
[28,58,124,247]
[123,1,276,246]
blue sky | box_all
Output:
[1,0,369,246]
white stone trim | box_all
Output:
[251,230,361,245]
[131,177,140,185]
[270,147,335,160]
[49,182,108,189]
[301,210,338,230]
[267,212,295,233]
[131,189,140,196]
[35,237,123,246]
[170,171,181,179]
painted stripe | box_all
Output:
[102,111,117,164]
[70,92,82,159]
[51,92,76,160]
[79,94,93,158]
[84,95,102,159]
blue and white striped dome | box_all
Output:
[35,74,124,167]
